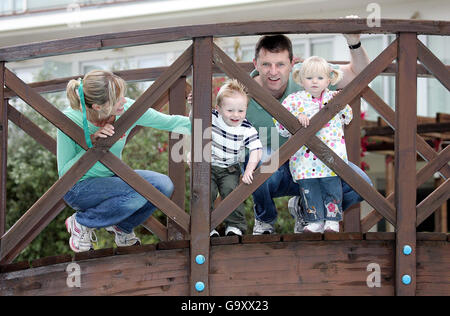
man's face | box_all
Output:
[253,48,294,99]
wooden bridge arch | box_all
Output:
[0,19,449,296]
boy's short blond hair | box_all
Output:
[216,79,248,107]
[293,56,343,86]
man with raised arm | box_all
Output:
[247,32,373,235]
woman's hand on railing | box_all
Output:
[90,123,115,145]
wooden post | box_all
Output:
[434,177,448,233]
[344,97,361,232]
[0,62,6,238]
[385,155,395,232]
[190,37,212,296]
[168,76,187,241]
[395,33,417,296]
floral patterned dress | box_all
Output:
[274,89,353,181]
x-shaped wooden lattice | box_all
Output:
[361,40,450,232]
[210,41,399,229]
[0,45,194,263]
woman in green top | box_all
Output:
[59,70,190,253]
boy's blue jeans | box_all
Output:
[63,170,174,233]
[247,149,373,224]
[296,177,343,222]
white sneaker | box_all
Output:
[303,221,325,233]
[324,221,340,233]
[65,214,97,253]
[225,226,242,236]
[288,196,306,233]
[105,225,141,247]
[210,229,220,237]
[252,219,274,235]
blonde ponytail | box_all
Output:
[66,78,83,111]
[65,70,126,122]
[329,68,343,86]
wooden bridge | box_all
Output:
[0,19,449,296]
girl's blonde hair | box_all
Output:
[216,78,248,107]
[293,56,343,87]
[66,70,126,121]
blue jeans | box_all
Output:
[297,177,343,222]
[248,149,373,223]
[63,170,174,233]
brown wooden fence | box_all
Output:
[0,19,449,296]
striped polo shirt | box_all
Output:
[212,110,262,168]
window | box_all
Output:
[0,0,25,15]
[293,43,306,61]
[425,36,450,117]
[239,46,255,62]
[139,54,167,68]
[12,66,41,83]
[311,39,333,61]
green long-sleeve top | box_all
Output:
[57,98,191,182]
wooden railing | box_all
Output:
[0,19,449,296]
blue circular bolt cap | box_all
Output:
[403,245,412,255]
[402,275,412,285]
[195,254,206,265]
[195,281,205,292]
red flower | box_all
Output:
[327,203,336,213]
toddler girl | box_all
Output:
[274,56,353,233]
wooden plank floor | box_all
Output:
[0,233,449,296]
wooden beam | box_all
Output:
[5,62,448,98]
[190,37,213,296]
[1,237,448,296]
[416,178,450,226]
[0,62,6,238]
[437,113,450,122]
[99,152,190,233]
[385,155,395,232]
[434,177,448,233]
[1,19,449,62]
[344,97,362,232]
[0,149,104,264]
[364,122,450,137]
[417,39,450,91]
[361,143,450,232]
[395,33,417,296]
[4,68,87,149]
[141,216,168,242]
[168,76,188,241]
[7,103,56,155]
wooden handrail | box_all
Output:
[0,19,449,62]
